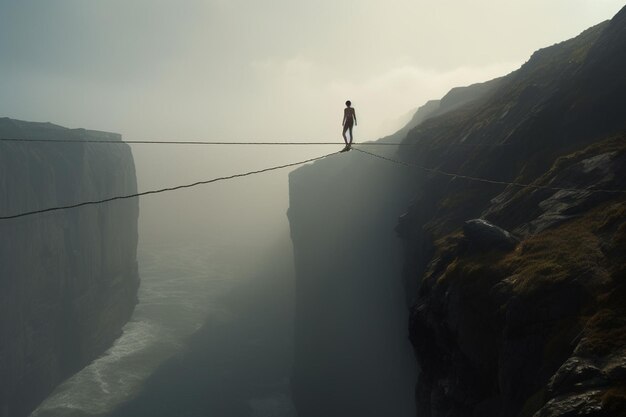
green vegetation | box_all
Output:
[582,308,626,356]
[406,9,626,415]
[425,199,626,397]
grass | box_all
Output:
[500,219,604,296]
[431,199,625,296]
[421,199,626,405]
[580,308,626,356]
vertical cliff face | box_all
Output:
[0,118,139,417]
[396,8,626,417]
[288,145,418,417]
[286,78,500,416]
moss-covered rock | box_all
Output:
[401,6,626,417]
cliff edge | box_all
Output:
[287,5,626,417]
[0,119,140,417]
[287,76,501,416]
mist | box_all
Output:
[2,0,622,244]
[2,1,625,416]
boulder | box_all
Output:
[463,219,519,250]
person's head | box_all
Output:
[345,100,351,107]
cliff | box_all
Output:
[287,79,500,415]
[288,6,626,417]
[0,119,140,417]
[288,141,417,416]
[397,8,626,417]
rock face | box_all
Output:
[287,141,418,417]
[463,219,519,251]
[396,7,626,417]
[288,6,626,417]
[0,118,139,417]
[287,79,502,416]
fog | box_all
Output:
[2,1,624,416]
[1,0,623,243]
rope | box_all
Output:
[352,147,626,194]
[0,137,512,147]
[0,151,341,221]
[4,141,623,221]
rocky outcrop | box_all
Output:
[287,75,502,416]
[463,219,518,251]
[396,7,626,417]
[287,7,626,417]
[0,118,139,417]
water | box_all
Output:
[31,242,249,417]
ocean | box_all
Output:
[31,241,294,417]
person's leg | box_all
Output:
[348,126,353,145]
[342,125,350,145]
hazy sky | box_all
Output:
[1,0,624,141]
[1,1,623,243]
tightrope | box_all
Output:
[3,144,624,221]
[0,151,341,220]
[352,147,626,194]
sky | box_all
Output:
[1,0,624,141]
[1,0,624,242]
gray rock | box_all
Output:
[463,219,519,250]
[524,189,595,234]
[0,118,139,417]
[549,357,606,395]
[605,351,626,380]
[521,151,619,234]
[534,390,604,417]
[581,152,617,175]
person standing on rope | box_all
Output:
[342,100,357,151]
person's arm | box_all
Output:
[343,108,347,126]
[353,109,357,126]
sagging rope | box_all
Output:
[0,151,341,221]
[351,147,626,194]
[2,143,624,222]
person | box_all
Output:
[342,100,357,151]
